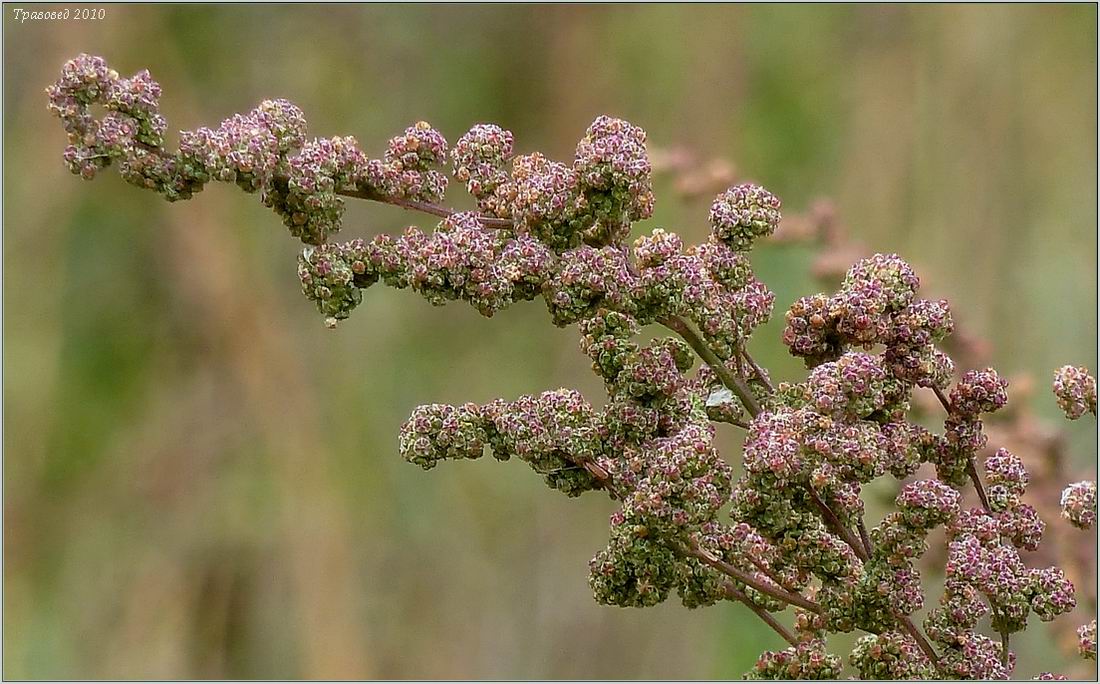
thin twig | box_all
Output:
[710,414,751,429]
[898,613,941,666]
[856,516,872,559]
[806,486,868,563]
[999,631,1010,668]
[740,347,775,393]
[659,316,762,418]
[337,186,514,228]
[746,554,788,590]
[685,540,821,614]
[931,386,992,513]
[723,583,798,647]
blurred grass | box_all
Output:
[3,4,1096,679]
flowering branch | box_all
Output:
[47,53,1097,680]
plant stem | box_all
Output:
[659,316,762,418]
[931,386,992,513]
[856,516,872,559]
[740,347,775,393]
[723,583,798,647]
[710,414,751,429]
[337,186,513,228]
[999,631,1010,667]
[898,613,941,667]
[806,486,868,563]
[685,540,821,614]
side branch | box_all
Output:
[931,386,992,513]
[724,583,798,647]
[806,486,868,563]
[685,540,821,614]
[337,185,514,229]
[659,316,762,418]
[740,347,775,393]
[898,614,941,668]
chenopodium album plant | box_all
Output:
[48,54,1098,680]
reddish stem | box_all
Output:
[931,386,992,513]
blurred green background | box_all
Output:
[4,4,1097,679]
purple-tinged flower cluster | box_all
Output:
[997,504,1044,552]
[401,388,606,497]
[709,183,782,252]
[483,389,605,496]
[937,506,1076,640]
[297,239,376,326]
[574,115,655,245]
[451,124,514,213]
[744,639,842,680]
[265,135,366,243]
[805,352,905,420]
[503,152,590,249]
[179,99,307,195]
[1060,480,1097,530]
[1053,365,1097,420]
[399,213,513,315]
[984,448,1029,512]
[588,520,680,608]
[1079,619,1097,660]
[897,479,961,530]
[399,402,489,469]
[617,422,732,534]
[47,54,191,196]
[299,214,556,323]
[849,631,936,680]
[782,254,954,394]
[951,368,1010,416]
[935,630,1013,680]
[363,121,451,203]
[1029,566,1078,622]
[545,245,634,325]
[48,55,455,243]
[448,116,657,250]
[781,294,844,368]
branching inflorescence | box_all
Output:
[48,54,1098,680]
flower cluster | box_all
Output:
[1079,619,1097,660]
[400,388,605,497]
[51,54,1097,681]
[451,123,514,212]
[1060,480,1097,530]
[849,631,936,680]
[782,253,954,390]
[709,184,782,252]
[1053,365,1097,420]
[744,640,842,680]
[574,115,655,244]
[929,457,1077,670]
